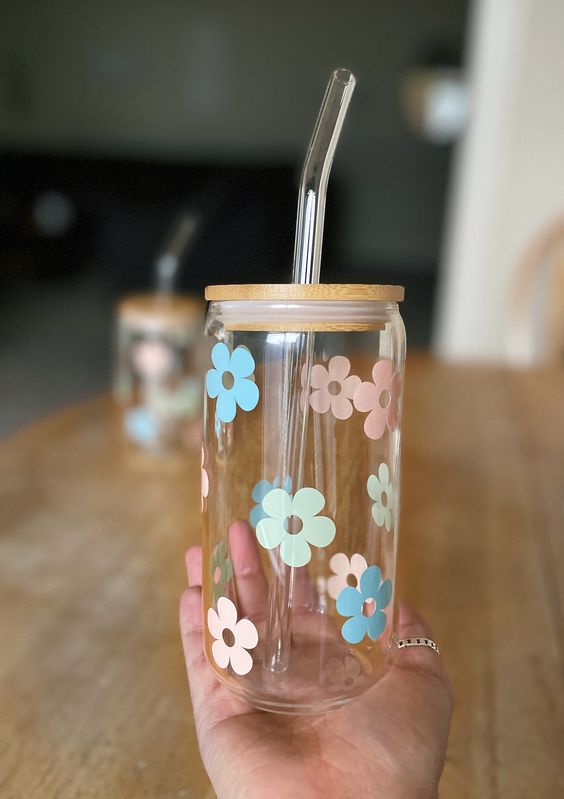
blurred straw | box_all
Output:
[156,213,199,296]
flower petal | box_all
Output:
[384,507,393,532]
[310,364,330,389]
[230,346,255,378]
[229,645,254,676]
[364,408,387,440]
[344,656,362,679]
[388,406,400,432]
[216,391,237,423]
[221,558,233,584]
[214,540,226,562]
[336,586,363,617]
[234,618,259,649]
[353,380,379,413]
[378,462,390,485]
[367,474,381,502]
[350,553,368,576]
[330,552,350,575]
[302,516,336,548]
[256,517,284,549]
[327,573,346,600]
[359,565,383,600]
[292,487,325,518]
[371,359,393,387]
[371,504,385,526]
[234,378,259,412]
[341,615,367,644]
[366,609,387,641]
[201,468,209,498]
[211,342,231,371]
[249,503,267,529]
[310,388,332,414]
[212,638,230,669]
[342,374,361,398]
[328,355,351,380]
[206,368,222,399]
[262,488,292,520]
[279,533,311,567]
[390,372,402,399]
[217,596,238,628]
[126,407,158,444]
[207,607,222,639]
[387,379,401,431]
[377,578,393,610]
[331,394,353,420]
[325,657,345,681]
[252,479,272,503]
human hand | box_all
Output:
[180,522,453,799]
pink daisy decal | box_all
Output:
[353,360,402,440]
[301,356,361,420]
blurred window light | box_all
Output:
[401,68,468,144]
[32,191,76,237]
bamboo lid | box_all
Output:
[117,293,204,331]
[205,284,404,302]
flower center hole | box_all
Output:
[221,371,235,390]
[380,491,388,508]
[379,389,391,409]
[222,628,236,647]
[327,380,341,397]
[362,599,376,617]
[345,573,358,588]
[283,515,304,535]
[213,566,221,585]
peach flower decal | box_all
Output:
[132,339,174,380]
[353,360,402,440]
[201,446,209,511]
[207,597,258,676]
[301,356,361,420]
[327,553,368,600]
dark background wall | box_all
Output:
[0,0,468,434]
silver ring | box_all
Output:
[396,636,440,655]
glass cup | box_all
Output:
[113,293,205,455]
[202,284,405,713]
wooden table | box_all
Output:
[1,357,563,798]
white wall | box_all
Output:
[434,0,564,363]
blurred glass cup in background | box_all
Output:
[113,293,205,456]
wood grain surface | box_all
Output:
[1,356,563,798]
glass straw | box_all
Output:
[264,68,356,673]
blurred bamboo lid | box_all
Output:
[117,293,205,331]
[205,284,404,302]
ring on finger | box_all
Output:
[396,636,440,655]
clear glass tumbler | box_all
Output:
[114,293,204,454]
[202,284,405,713]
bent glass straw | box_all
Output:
[264,68,356,673]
